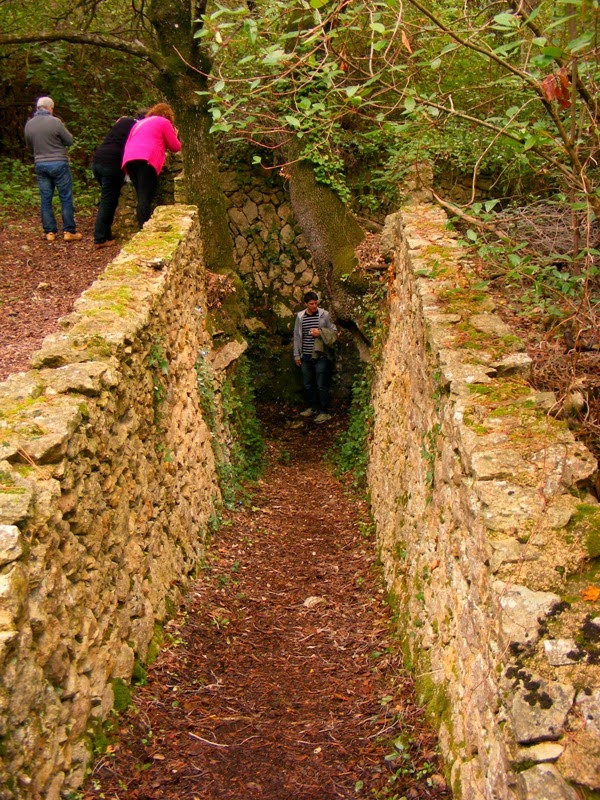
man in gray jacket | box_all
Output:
[24,97,82,242]
[293,290,338,423]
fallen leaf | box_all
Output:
[581,585,600,602]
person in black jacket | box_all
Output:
[91,115,140,247]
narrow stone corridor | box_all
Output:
[82,408,450,800]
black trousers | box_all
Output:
[92,162,126,243]
[125,159,158,228]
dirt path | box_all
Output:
[82,412,450,800]
[0,212,120,381]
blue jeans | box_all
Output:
[34,161,76,233]
[92,162,125,243]
[300,355,331,413]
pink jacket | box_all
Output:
[122,116,181,175]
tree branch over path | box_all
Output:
[0,30,167,72]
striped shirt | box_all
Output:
[301,311,319,356]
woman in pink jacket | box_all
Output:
[122,103,182,228]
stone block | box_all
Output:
[513,741,564,765]
[494,582,561,647]
[469,313,517,339]
[559,730,600,789]
[575,689,600,737]
[0,563,28,622]
[543,639,582,666]
[509,678,574,744]
[0,524,22,566]
[476,481,545,531]
[518,763,579,799]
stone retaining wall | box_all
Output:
[0,206,224,799]
[221,166,320,332]
[369,205,600,799]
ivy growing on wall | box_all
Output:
[196,353,264,508]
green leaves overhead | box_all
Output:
[191,0,600,222]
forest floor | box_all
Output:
[80,410,450,800]
[0,211,119,381]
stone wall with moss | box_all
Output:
[369,204,600,800]
[221,166,320,327]
[0,207,230,799]
[218,166,321,404]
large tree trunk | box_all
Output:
[148,0,247,330]
[287,157,369,336]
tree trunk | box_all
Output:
[287,157,368,331]
[148,0,247,329]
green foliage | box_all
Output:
[111,679,132,712]
[460,200,600,315]
[148,339,169,435]
[196,352,264,508]
[0,160,38,214]
[132,660,148,686]
[332,366,374,488]
[221,356,265,487]
[190,0,600,285]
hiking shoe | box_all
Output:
[46,232,56,242]
[94,240,115,248]
[299,408,316,417]
[314,412,332,424]
[64,232,82,242]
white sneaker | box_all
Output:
[314,412,332,424]
[299,408,316,417]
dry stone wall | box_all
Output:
[369,205,600,800]
[0,207,224,799]
[220,167,321,333]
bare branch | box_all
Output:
[0,29,166,72]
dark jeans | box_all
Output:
[125,160,158,228]
[300,355,331,413]
[34,161,76,233]
[92,162,125,243]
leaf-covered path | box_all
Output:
[83,410,450,800]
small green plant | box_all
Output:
[111,679,132,711]
[197,353,264,509]
[132,660,148,686]
[148,338,169,425]
[278,449,292,465]
[421,423,441,498]
[0,160,39,215]
[332,367,374,488]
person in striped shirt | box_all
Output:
[293,291,338,423]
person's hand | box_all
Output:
[310,328,321,337]
[295,358,301,366]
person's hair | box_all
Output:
[36,96,54,110]
[304,291,318,303]
[146,103,176,124]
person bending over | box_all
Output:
[91,114,141,246]
[122,103,181,229]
